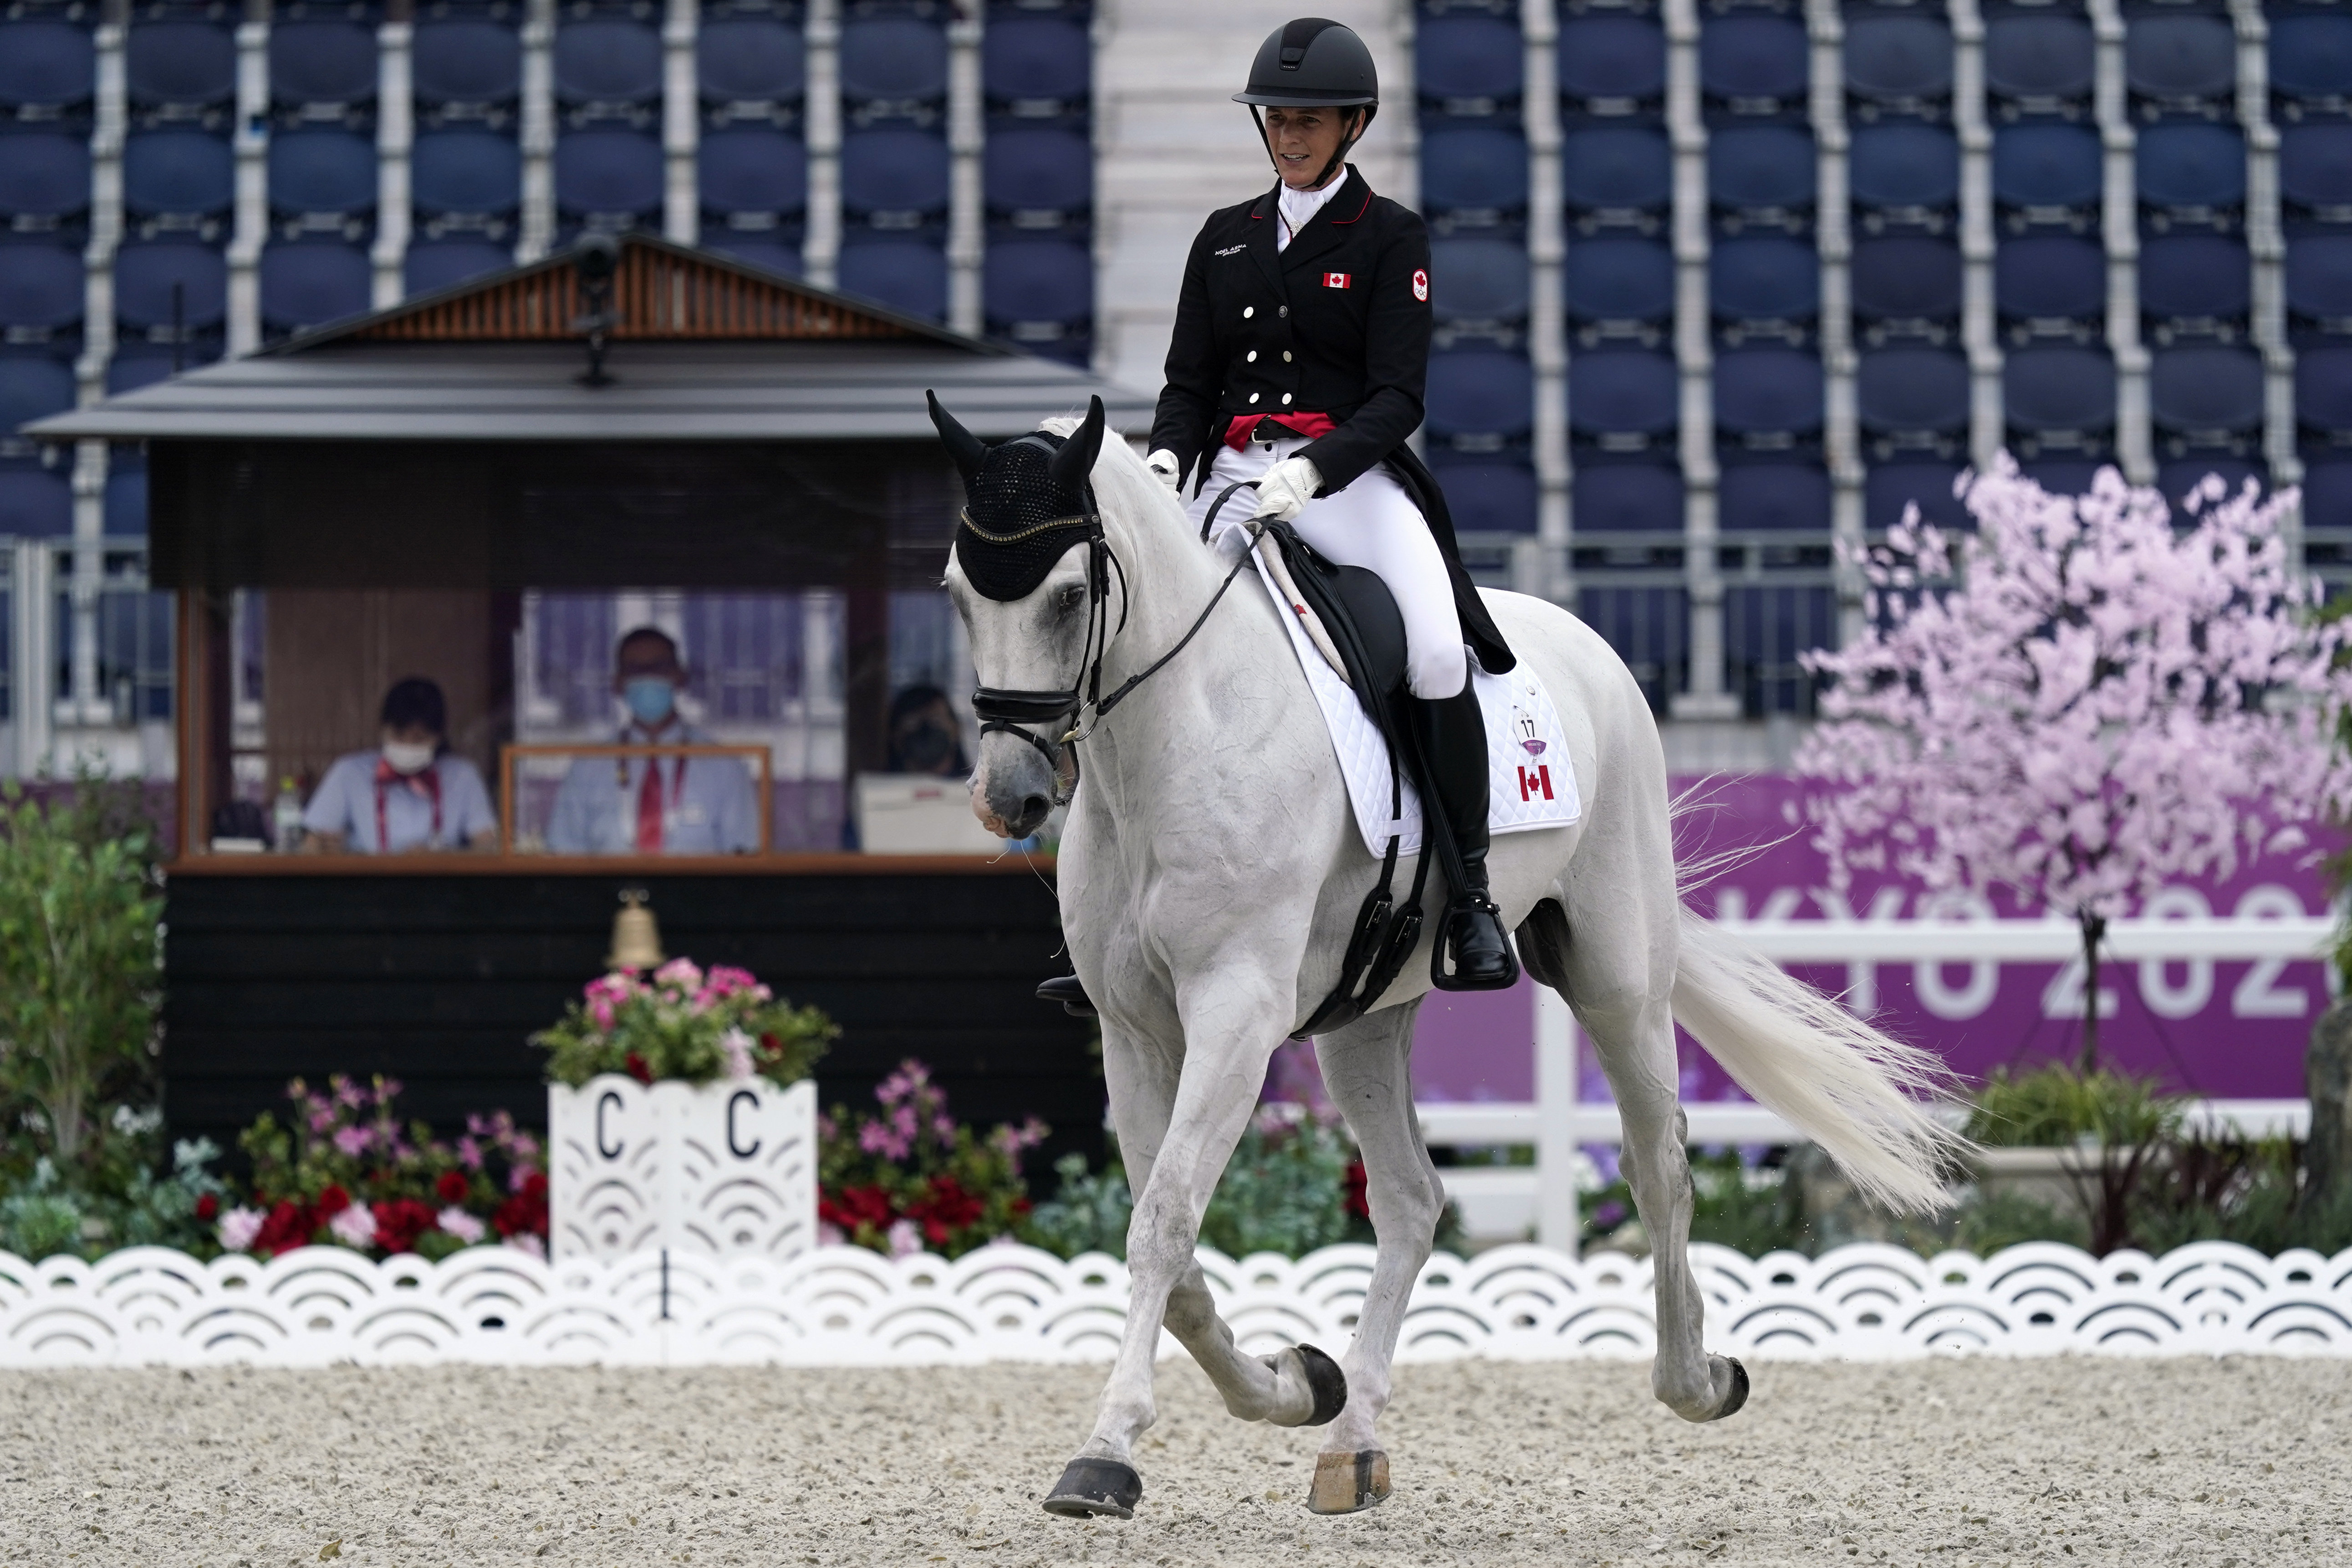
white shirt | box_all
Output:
[545,722,761,855]
[302,751,497,853]
[1275,168,1349,252]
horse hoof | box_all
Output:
[1708,1356,1750,1421]
[1041,1458,1143,1520]
[1267,1343,1347,1426]
[1308,1451,1391,1515]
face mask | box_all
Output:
[896,722,958,774]
[623,676,677,726]
[383,740,436,775]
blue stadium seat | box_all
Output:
[127,21,236,110]
[1721,464,1829,532]
[259,241,372,333]
[268,129,377,219]
[1993,124,2102,212]
[414,20,521,107]
[1844,14,1951,105]
[2282,125,2352,219]
[699,18,806,110]
[1708,126,1816,213]
[1426,125,1532,218]
[1714,348,1822,439]
[1700,14,1808,107]
[983,126,1089,224]
[554,129,664,219]
[1429,236,1529,328]
[2004,345,2116,434]
[1577,587,1686,705]
[1996,235,2105,323]
[705,238,801,278]
[1574,463,1683,532]
[103,466,147,536]
[2151,345,2264,435]
[1433,459,1536,533]
[1569,350,1677,440]
[1848,123,1959,212]
[0,20,95,113]
[270,20,378,111]
[836,236,945,321]
[1850,236,1962,324]
[1557,15,1665,106]
[1857,347,1969,434]
[1865,462,1970,531]
[983,236,1091,339]
[403,239,511,296]
[105,344,188,394]
[700,127,808,220]
[2140,235,2249,325]
[2020,460,2106,496]
[412,129,522,220]
[983,16,1087,115]
[1418,16,1522,116]
[841,128,949,222]
[1564,236,1673,326]
[122,129,232,219]
[2295,345,2352,435]
[841,18,948,109]
[2270,16,2352,107]
[2137,124,2245,215]
[114,241,226,332]
[1985,15,2094,102]
[2304,462,2352,529]
[0,245,82,332]
[0,467,70,536]
[0,134,92,220]
[1710,235,1818,324]
[2126,15,2235,106]
[1427,349,1534,444]
[555,20,663,109]
[2287,235,2352,329]
[2158,458,2262,515]
[1727,585,1834,710]
[0,354,75,441]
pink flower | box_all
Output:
[217,1206,265,1253]
[653,957,704,991]
[332,1125,373,1158]
[859,1119,912,1161]
[886,1218,922,1258]
[503,1233,546,1260]
[588,996,616,1030]
[438,1207,486,1245]
[817,1221,846,1247]
[719,1027,756,1081]
[307,1109,337,1135]
[327,1204,378,1249]
[509,1133,538,1162]
[456,1136,484,1171]
[933,1115,955,1140]
[333,1077,367,1109]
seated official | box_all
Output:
[545,626,760,855]
[302,678,497,854]
[887,683,970,777]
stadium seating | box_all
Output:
[1556,14,1665,108]
[113,241,228,336]
[2303,464,2352,534]
[123,129,233,224]
[1848,123,1959,215]
[2281,124,2352,220]
[1708,126,1816,215]
[0,19,95,116]
[1992,125,2102,214]
[983,126,1090,226]
[0,467,71,537]
[2136,123,2245,219]
[1726,585,1833,713]
[842,128,950,225]
[0,134,93,224]
[983,235,1090,349]
[269,128,378,232]
[1720,463,1829,531]
[836,235,947,322]
[106,345,188,395]
[1576,585,1686,709]
[2150,344,2265,441]
[2295,346,2352,440]
[1418,16,1521,119]
[2140,235,2250,332]
[2158,459,2263,515]
[127,20,237,117]
[1865,462,1971,531]
[1984,14,2095,104]
[0,244,83,337]
[412,129,522,230]
[841,17,948,117]
[554,128,665,225]
[413,20,522,113]
[2270,15,2352,111]
[703,238,801,278]
[1713,347,1823,442]
[1569,349,1678,444]
[2020,460,2105,497]
[1995,235,2106,329]
[700,127,809,226]
[1857,347,1970,438]
[1432,459,1536,533]
[1427,348,1534,448]
[2004,345,2117,439]
[1710,235,1818,329]
[2286,235,2352,333]
[1843,13,1951,107]
[556,19,663,120]
[270,20,379,119]
[983,15,1088,119]
[1699,14,1808,111]
[259,241,372,334]
[403,239,512,296]
[2124,13,2235,108]
[104,466,148,538]
[1425,125,1532,223]
[1573,462,1683,532]
[1850,236,1962,329]
[700,16,806,120]
[1564,236,1673,330]
[0,354,75,446]
[1429,236,1530,335]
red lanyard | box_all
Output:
[372,761,444,852]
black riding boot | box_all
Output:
[1036,972,1097,1017]
[1409,680,1520,991]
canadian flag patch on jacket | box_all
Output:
[1322,272,1351,289]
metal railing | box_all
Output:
[0,536,171,779]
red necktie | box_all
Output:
[634,760,663,852]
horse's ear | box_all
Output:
[1049,396,1105,496]
[927,390,987,485]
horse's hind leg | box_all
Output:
[1307,1001,1441,1513]
[1520,898,1748,1423]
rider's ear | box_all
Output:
[1051,396,1106,495]
[927,389,989,486]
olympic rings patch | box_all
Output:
[1412,268,1429,302]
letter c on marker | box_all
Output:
[596,1090,623,1159]
[727,1089,761,1159]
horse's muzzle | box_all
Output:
[973,730,1057,839]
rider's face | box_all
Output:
[1260,106,1360,191]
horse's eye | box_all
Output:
[1057,583,1087,614]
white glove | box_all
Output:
[1144,448,1183,491]
[1249,456,1323,524]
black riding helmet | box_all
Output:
[1235,18,1380,190]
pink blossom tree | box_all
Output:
[1796,459,2352,1073]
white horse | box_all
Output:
[936,398,1958,1518]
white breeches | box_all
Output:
[1186,435,1469,700]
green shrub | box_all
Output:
[1582,1150,1808,1256]
[1955,1187,2089,1254]
[1963,1065,2186,1149]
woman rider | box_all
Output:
[1145,16,1519,990]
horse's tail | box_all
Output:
[1670,907,1966,1213]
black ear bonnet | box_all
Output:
[929,391,1107,603]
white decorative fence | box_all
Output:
[548,1076,817,1261]
[2,1240,2346,1369]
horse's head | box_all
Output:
[930,392,1110,840]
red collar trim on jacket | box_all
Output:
[1328,185,1373,225]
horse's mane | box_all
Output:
[1038,413,1193,553]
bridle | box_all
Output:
[969,478,1265,803]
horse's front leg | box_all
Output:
[1042,965,1342,1519]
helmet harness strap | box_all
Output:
[1250,103,1376,195]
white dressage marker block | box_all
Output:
[549,1076,817,1263]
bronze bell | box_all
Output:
[607,887,666,972]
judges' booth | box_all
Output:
[32,236,1152,1170]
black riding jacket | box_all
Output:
[1148,167,1515,674]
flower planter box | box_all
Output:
[548,1075,817,1262]
[1970,1145,2096,1217]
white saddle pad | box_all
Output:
[1249,552,1582,858]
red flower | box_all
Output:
[372,1198,439,1256]
[1342,1160,1370,1221]
[818,1185,896,1233]
[493,1171,549,1241]
[905,1176,985,1245]
[251,1200,316,1257]
[758,1032,781,1057]
[194,1193,219,1223]
[624,1052,654,1086]
[435,1170,470,1204]
[316,1185,352,1218]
